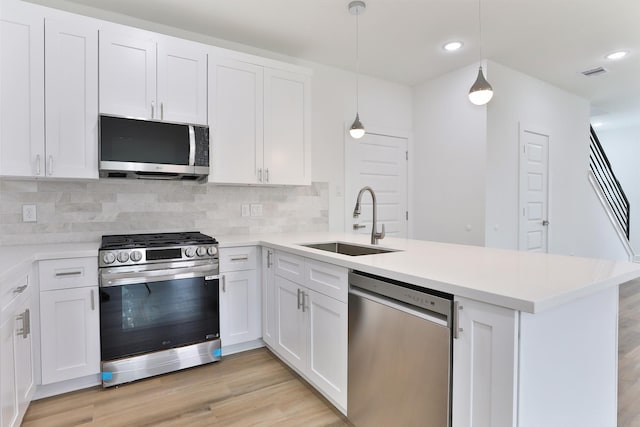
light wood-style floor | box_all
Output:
[23,348,349,427]
[23,279,640,426]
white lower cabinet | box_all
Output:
[39,287,100,384]
[38,257,100,386]
[1,270,35,427]
[452,296,519,427]
[267,250,347,413]
[219,247,261,351]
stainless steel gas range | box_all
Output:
[98,232,220,387]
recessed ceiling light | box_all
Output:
[605,50,628,60]
[443,41,463,52]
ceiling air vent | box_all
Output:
[581,66,608,77]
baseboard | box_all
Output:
[33,374,101,400]
[221,339,265,356]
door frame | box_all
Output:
[518,122,552,252]
[344,124,414,238]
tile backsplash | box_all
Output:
[0,179,329,246]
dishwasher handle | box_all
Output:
[349,287,449,328]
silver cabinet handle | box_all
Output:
[453,301,462,339]
[353,224,366,230]
[13,285,28,294]
[161,102,164,120]
[230,256,249,262]
[266,250,272,268]
[542,220,549,226]
[35,154,41,175]
[55,270,82,277]
[257,168,263,183]
[297,288,302,310]
[91,289,95,311]
[301,291,308,313]
[48,155,53,175]
[151,101,155,119]
[222,274,226,292]
[265,168,269,183]
[16,309,30,339]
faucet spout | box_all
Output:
[353,186,385,245]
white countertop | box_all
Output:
[2,233,639,314]
[219,232,640,313]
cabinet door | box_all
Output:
[220,270,260,348]
[40,287,100,384]
[0,317,17,427]
[45,18,98,179]
[274,276,306,372]
[157,38,208,125]
[13,295,34,421]
[452,297,519,427]
[0,4,45,177]
[208,56,263,184]
[263,68,311,185]
[99,30,156,119]
[262,248,276,347]
[306,290,347,411]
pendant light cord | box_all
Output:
[478,0,483,63]
[356,8,360,112]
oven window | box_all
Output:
[100,277,219,361]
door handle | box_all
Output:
[265,168,270,183]
[35,154,41,175]
[542,220,549,226]
[151,101,155,119]
[91,289,95,311]
[353,224,366,230]
[222,274,226,292]
[301,291,308,313]
[297,288,302,310]
[160,102,164,120]
[266,250,272,268]
[257,168,263,183]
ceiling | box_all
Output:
[34,0,640,131]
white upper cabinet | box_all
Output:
[157,39,208,124]
[99,31,156,120]
[209,57,264,184]
[208,53,311,185]
[99,29,208,125]
[263,68,311,185]
[0,3,45,178]
[45,17,98,179]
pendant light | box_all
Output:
[468,0,493,105]
[349,1,366,139]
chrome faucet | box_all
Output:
[353,186,385,245]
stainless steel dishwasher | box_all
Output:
[348,271,454,427]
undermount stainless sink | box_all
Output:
[299,242,399,256]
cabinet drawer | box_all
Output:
[274,251,305,284]
[220,246,257,272]
[305,259,348,302]
[39,257,98,291]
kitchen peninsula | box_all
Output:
[2,232,639,427]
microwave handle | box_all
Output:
[188,126,196,166]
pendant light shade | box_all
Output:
[348,0,366,139]
[469,0,493,106]
[350,113,365,139]
[468,66,493,105]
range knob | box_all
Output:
[117,252,130,263]
[207,246,218,256]
[102,252,116,265]
[130,251,142,262]
[185,247,196,258]
[197,247,207,256]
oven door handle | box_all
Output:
[100,265,219,287]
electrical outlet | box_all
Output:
[241,204,250,217]
[22,204,37,222]
[250,204,263,217]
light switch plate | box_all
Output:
[22,204,37,222]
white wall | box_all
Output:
[412,63,487,246]
[24,0,414,234]
[599,125,640,251]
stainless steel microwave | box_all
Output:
[99,115,210,182]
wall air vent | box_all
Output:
[581,66,608,77]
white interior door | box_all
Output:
[345,131,408,238]
[519,125,550,252]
